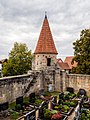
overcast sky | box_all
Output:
[0,0,90,61]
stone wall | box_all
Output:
[33,54,57,70]
[66,74,90,96]
[0,71,43,103]
[0,69,90,104]
[0,70,56,103]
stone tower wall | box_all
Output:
[33,54,57,70]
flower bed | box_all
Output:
[38,109,67,120]
[52,92,78,116]
[54,104,74,115]
[9,104,35,120]
[79,109,90,120]
[83,102,90,109]
[0,95,43,120]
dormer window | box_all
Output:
[47,58,51,66]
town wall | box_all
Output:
[67,74,90,96]
[0,70,90,103]
[0,71,43,103]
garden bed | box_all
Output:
[38,109,68,120]
[79,108,90,120]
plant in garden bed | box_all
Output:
[64,91,76,100]
[62,105,70,113]
[23,101,30,107]
[44,109,52,120]
[83,102,90,109]
[15,104,23,112]
[9,102,16,110]
[44,92,52,96]
[51,110,58,115]
[63,100,78,107]
[54,104,71,114]
[34,99,43,106]
[43,92,59,100]
[51,112,62,120]
[80,109,90,120]
[10,111,19,120]
[54,104,63,111]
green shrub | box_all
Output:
[69,102,76,107]
[87,110,90,119]
[64,94,69,100]
[58,104,63,109]
[15,104,22,111]
[9,102,16,109]
[54,106,59,110]
[29,98,35,103]
[23,101,29,107]
[72,93,76,98]
[10,111,19,120]
[51,110,58,115]
[63,105,70,113]
[23,97,29,103]
[81,113,86,120]
[44,92,51,96]
[35,99,43,105]
[44,109,52,120]
[77,92,80,98]
[63,101,70,106]
[83,103,90,109]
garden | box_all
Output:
[0,88,90,120]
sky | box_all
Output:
[0,0,90,61]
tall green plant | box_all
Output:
[72,29,90,74]
[2,42,33,76]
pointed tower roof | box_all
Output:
[34,14,58,54]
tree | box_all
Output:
[2,42,33,76]
[72,29,90,74]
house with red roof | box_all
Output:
[57,57,77,73]
[64,56,77,70]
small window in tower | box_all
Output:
[47,58,51,66]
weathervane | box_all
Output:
[45,11,47,19]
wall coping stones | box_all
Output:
[68,74,90,77]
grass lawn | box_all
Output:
[44,91,60,98]
[9,97,29,109]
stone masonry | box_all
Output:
[0,69,90,104]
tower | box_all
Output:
[33,13,58,70]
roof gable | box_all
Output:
[64,56,77,69]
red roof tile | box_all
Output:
[64,56,77,69]
[57,58,63,63]
[58,62,70,70]
[34,15,58,54]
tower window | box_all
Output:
[47,58,51,66]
